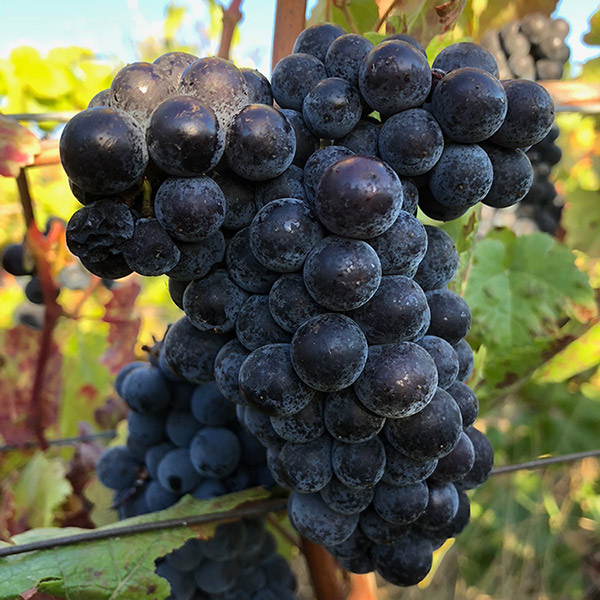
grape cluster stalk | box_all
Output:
[65,22,555,589]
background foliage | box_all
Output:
[0,0,599,598]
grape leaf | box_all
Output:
[13,452,72,529]
[0,325,62,446]
[0,488,271,600]
[563,189,600,257]
[101,280,142,375]
[0,116,40,177]
[464,229,594,355]
[405,0,468,46]
[308,0,379,34]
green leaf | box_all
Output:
[13,452,72,529]
[464,229,594,355]
[364,31,386,44]
[405,0,468,47]
[584,7,600,46]
[307,0,379,34]
[0,488,270,600]
[563,189,600,257]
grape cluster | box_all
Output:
[96,354,300,599]
[481,14,570,81]
[156,520,297,600]
[65,21,555,588]
[481,14,568,234]
[518,124,563,233]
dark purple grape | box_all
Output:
[60,108,148,195]
[179,57,249,128]
[183,270,248,332]
[268,274,326,333]
[320,477,374,515]
[225,105,296,181]
[302,77,362,139]
[373,481,429,524]
[241,67,273,104]
[168,277,189,310]
[66,200,134,263]
[110,62,177,125]
[337,120,380,155]
[458,427,494,489]
[432,68,507,143]
[235,295,291,350]
[270,398,324,443]
[382,438,438,486]
[165,410,202,447]
[332,437,386,489]
[418,187,470,222]
[249,198,324,273]
[293,23,346,62]
[315,155,403,239]
[371,531,433,586]
[226,228,279,294]
[414,226,459,291]
[358,41,431,117]
[379,109,444,176]
[88,89,110,108]
[482,145,533,208]
[239,343,317,416]
[161,316,232,383]
[303,145,354,205]
[122,218,180,276]
[454,339,474,382]
[278,435,332,492]
[429,144,493,210]
[383,33,426,56]
[243,405,282,448]
[367,210,427,277]
[349,275,430,345]
[146,96,223,176]
[2,244,34,276]
[359,506,409,545]
[166,231,225,281]
[279,109,320,167]
[327,524,372,558]
[157,448,200,493]
[324,388,385,444]
[431,431,475,482]
[271,53,328,112]
[211,169,258,230]
[154,176,225,242]
[418,481,459,530]
[386,387,463,461]
[290,313,368,392]
[190,426,241,478]
[354,343,438,419]
[153,51,198,82]
[303,236,382,311]
[417,335,460,389]
[288,491,359,546]
[432,42,499,76]
[491,80,555,148]
[80,253,132,279]
[254,165,305,209]
[325,33,374,87]
[214,340,250,405]
[426,289,471,345]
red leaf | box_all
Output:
[0,116,41,177]
[0,326,61,445]
[101,280,141,374]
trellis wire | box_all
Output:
[0,431,116,453]
[0,498,288,558]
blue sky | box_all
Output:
[0,0,597,76]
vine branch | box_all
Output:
[271,0,307,70]
[16,169,35,229]
[374,0,402,33]
[332,0,359,34]
[490,448,600,475]
[301,538,347,600]
[217,0,243,60]
[0,498,288,558]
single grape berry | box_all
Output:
[315,155,403,239]
[303,236,382,311]
[293,23,346,63]
[303,145,354,205]
[325,33,374,88]
[432,42,499,76]
[155,176,226,242]
[178,56,250,129]
[290,313,368,392]
[426,289,472,345]
[241,67,273,104]
[414,226,459,291]
[302,77,362,140]
[249,198,324,273]
[279,109,320,167]
[482,145,533,208]
[225,105,296,181]
[109,62,177,125]
[417,335,460,390]
[358,41,431,117]
[337,120,380,155]
[153,51,198,82]
[353,342,438,418]
[166,231,225,281]
[60,108,148,195]
[235,295,291,351]
[146,96,224,176]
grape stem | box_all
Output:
[217,0,243,61]
[266,514,301,548]
[301,538,348,600]
[332,0,359,34]
[16,169,35,229]
[374,0,402,33]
